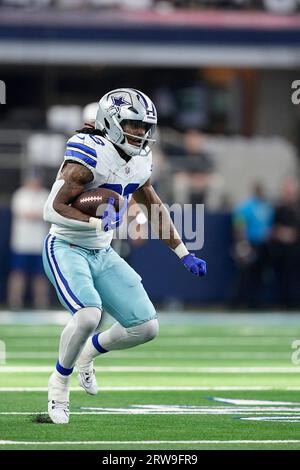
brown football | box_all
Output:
[71,188,124,218]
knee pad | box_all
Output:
[75,307,102,334]
[142,318,159,342]
[127,318,159,345]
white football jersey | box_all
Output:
[49,132,152,249]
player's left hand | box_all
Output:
[101,196,129,232]
[181,253,207,277]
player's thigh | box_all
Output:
[42,235,102,315]
[94,248,157,328]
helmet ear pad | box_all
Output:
[110,115,124,144]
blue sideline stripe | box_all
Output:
[56,360,73,376]
[44,235,76,314]
[67,142,97,158]
[50,236,85,311]
[92,333,108,354]
[65,149,97,168]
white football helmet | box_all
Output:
[95,88,157,157]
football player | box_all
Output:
[43,88,207,424]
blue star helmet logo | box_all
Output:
[109,95,131,112]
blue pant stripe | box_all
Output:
[49,236,85,311]
[45,234,76,314]
[50,237,84,313]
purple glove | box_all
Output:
[181,253,207,277]
[101,196,129,232]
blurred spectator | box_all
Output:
[263,0,298,14]
[0,0,298,11]
[27,133,66,168]
[173,130,214,205]
[269,177,300,309]
[151,144,173,203]
[1,0,51,7]
[167,129,226,209]
[7,171,50,310]
[231,182,273,308]
[47,105,82,134]
[82,101,98,128]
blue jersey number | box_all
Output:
[89,135,105,146]
[99,183,139,196]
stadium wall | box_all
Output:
[0,207,235,306]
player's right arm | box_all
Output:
[53,163,93,222]
[43,162,94,229]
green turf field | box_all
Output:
[1,312,300,450]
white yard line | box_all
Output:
[159,338,297,346]
[0,386,279,392]
[0,333,55,337]
[0,366,299,373]
[4,351,290,359]
[2,407,300,415]
[1,440,300,445]
[1,310,300,324]
[241,417,300,422]
[3,337,296,345]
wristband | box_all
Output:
[89,217,103,231]
[173,242,189,259]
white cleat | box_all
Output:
[48,400,69,424]
[48,371,70,424]
[77,369,98,395]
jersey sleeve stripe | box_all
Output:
[66,145,97,161]
[65,149,97,168]
[64,156,95,172]
[67,142,97,158]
